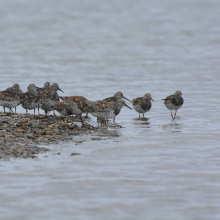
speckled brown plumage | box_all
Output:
[40,83,64,116]
[21,84,39,115]
[162,91,184,120]
[103,97,115,103]
[102,92,131,122]
[103,91,131,103]
[132,97,152,111]
[36,82,50,97]
[132,93,154,118]
[164,95,184,107]
[0,84,23,113]
[59,96,88,111]
[53,101,83,123]
[84,99,132,127]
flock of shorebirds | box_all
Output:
[0,82,184,127]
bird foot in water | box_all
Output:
[81,122,96,130]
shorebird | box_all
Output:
[59,95,92,117]
[60,96,87,109]
[36,82,50,114]
[40,83,64,116]
[102,91,131,122]
[103,91,131,103]
[132,93,154,118]
[53,101,84,123]
[36,82,50,95]
[21,84,40,115]
[162,91,184,120]
[84,99,132,128]
[0,84,23,113]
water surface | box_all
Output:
[0,0,220,219]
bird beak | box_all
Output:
[58,88,64,93]
[124,103,132,110]
[150,97,154,102]
[123,96,131,103]
[36,87,42,89]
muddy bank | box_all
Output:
[0,112,95,160]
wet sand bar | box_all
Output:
[0,112,94,160]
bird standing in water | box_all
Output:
[162,91,184,120]
[132,93,154,118]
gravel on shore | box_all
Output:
[0,112,95,160]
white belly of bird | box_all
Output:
[22,102,38,110]
[0,100,20,108]
[165,101,182,111]
[91,110,115,120]
[56,109,69,117]
[41,99,59,111]
[133,105,149,113]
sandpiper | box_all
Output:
[132,93,154,118]
[103,91,131,103]
[53,101,83,123]
[40,83,64,116]
[85,99,132,128]
[59,95,90,117]
[36,82,50,96]
[21,84,40,115]
[162,91,184,120]
[103,91,131,122]
[0,84,23,113]
[6,84,22,94]
[36,82,50,114]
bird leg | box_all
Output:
[80,115,84,124]
[104,120,108,129]
[3,106,5,113]
[171,111,174,120]
[173,110,177,119]
[15,107,16,114]
[143,113,144,117]
[113,117,115,123]
[80,116,95,129]
[10,108,14,114]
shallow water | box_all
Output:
[1,0,220,219]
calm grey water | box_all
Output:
[1,0,220,219]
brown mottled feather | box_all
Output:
[1,91,16,98]
[57,102,66,107]
[103,97,115,103]
[60,96,88,112]
[133,97,151,110]
[132,98,139,105]
[164,95,184,106]
[69,96,87,102]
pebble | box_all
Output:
[70,153,81,156]
[0,112,96,160]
